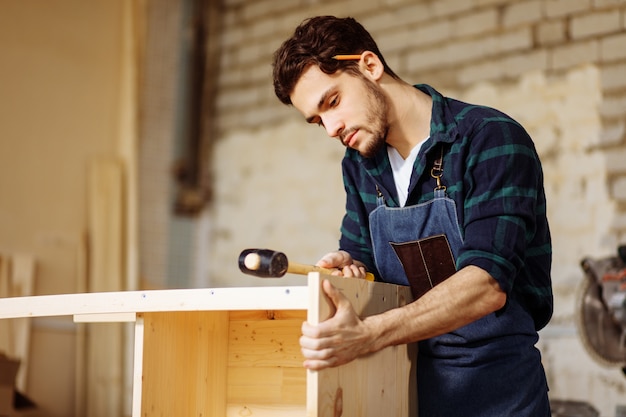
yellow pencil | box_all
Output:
[333,54,362,60]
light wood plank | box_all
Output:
[0,254,36,392]
[228,318,304,368]
[227,367,306,404]
[0,286,309,319]
[87,158,125,417]
[227,310,306,408]
[229,309,306,321]
[74,312,137,323]
[141,311,230,417]
[306,273,418,417]
[131,315,144,417]
[226,403,306,417]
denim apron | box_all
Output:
[368,151,550,417]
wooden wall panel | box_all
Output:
[227,310,307,413]
[141,311,230,417]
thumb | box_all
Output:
[316,252,339,268]
[316,251,352,269]
[322,279,350,314]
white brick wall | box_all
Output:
[601,33,626,60]
[550,39,599,70]
[545,0,593,17]
[503,0,544,27]
[571,9,622,38]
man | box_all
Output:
[272,16,553,416]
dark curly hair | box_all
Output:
[272,16,399,105]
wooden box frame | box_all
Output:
[0,274,417,416]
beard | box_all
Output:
[344,76,390,158]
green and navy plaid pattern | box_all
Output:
[337,84,553,330]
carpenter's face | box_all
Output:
[290,65,389,158]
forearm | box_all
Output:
[364,265,506,352]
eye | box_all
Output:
[329,95,339,107]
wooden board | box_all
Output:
[307,273,418,417]
[141,311,230,416]
[0,286,309,319]
[140,310,308,417]
[0,254,35,392]
[227,310,307,416]
[87,158,125,417]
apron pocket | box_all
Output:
[390,234,457,299]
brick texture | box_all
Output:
[536,19,567,45]
[571,9,622,38]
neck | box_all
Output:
[381,79,432,159]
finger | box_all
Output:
[330,268,343,277]
[341,264,363,278]
[303,357,337,371]
[353,265,367,279]
[316,252,342,268]
[301,321,318,338]
[340,265,354,277]
[301,321,334,345]
[300,344,333,360]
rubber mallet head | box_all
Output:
[238,248,289,278]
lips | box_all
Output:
[343,129,358,147]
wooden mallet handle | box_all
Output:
[286,261,336,276]
[288,261,375,281]
[238,248,374,281]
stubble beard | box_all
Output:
[356,77,390,159]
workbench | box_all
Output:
[0,273,417,416]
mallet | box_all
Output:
[238,248,374,281]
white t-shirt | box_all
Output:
[387,137,429,207]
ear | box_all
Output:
[359,51,385,81]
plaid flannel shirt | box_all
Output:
[338,84,553,330]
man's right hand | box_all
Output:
[300,279,376,369]
[316,250,368,279]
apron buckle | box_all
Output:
[430,167,446,191]
[431,145,446,191]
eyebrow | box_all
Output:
[305,87,335,124]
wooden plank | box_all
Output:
[0,286,309,319]
[226,404,306,417]
[306,273,418,417]
[141,311,230,417]
[10,254,35,297]
[0,255,11,350]
[75,235,88,417]
[227,310,306,409]
[131,315,144,417]
[229,309,306,321]
[0,254,36,392]
[87,158,125,417]
[0,254,9,297]
[74,312,137,323]
[227,367,305,404]
[88,157,124,292]
[227,317,304,368]
[10,254,35,392]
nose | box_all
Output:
[322,114,344,138]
